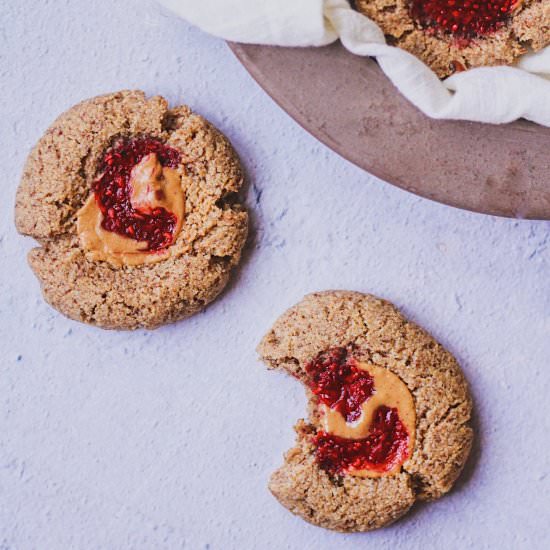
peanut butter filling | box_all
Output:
[77,153,184,266]
[320,363,416,478]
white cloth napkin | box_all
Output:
[158,0,550,126]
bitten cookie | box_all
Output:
[258,291,473,532]
[15,90,248,329]
[355,0,550,78]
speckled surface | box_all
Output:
[1,1,549,549]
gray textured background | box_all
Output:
[1,1,549,548]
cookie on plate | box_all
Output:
[15,90,248,329]
[258,291,473,532]
[355,0,550,77]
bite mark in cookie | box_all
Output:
[258,291,473,532]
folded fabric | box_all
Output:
[158,0,550,126]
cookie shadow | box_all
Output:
[388,383,483,530]
[449,389,482,494]
[206,153,258,301]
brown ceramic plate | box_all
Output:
[229,42,550,219]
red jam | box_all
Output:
[93,136,181,251]
[305,347,375,423]
[313,406,410,476]
[409,0,518,39]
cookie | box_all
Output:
[258,291,473,532]
[355,0,550,78]
[15,90,248,329]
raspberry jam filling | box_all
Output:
[93,136,181,251]
[305,347,375,423]
[313,406,410,476]
[409,0,518,39]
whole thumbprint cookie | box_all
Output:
[355,0,550,77]
[15,90,248,329]
[258,291,473,531]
